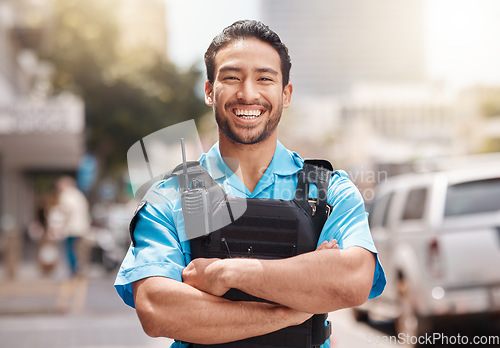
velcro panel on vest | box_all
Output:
[190,197,317,260]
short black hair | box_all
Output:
[204,20,291,88]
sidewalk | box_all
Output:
[0,260,86,315]
[0,277,60,314]
[0,261,175,348]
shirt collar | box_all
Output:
[198,142,228,181]
[269,141,304,176]
[200,141,304,176]
[198,141,304,193]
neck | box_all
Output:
[219,133,277,193]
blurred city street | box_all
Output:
[0,259,408,348]
[2,0,500,347]
[2,261,499,348]
[0,262,174,348]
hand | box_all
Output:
[316,239,339,251]
[182,258,230,296]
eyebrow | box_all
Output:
[255,68,279,76]
[219,66,242,73]
[219,66,279,76]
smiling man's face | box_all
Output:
[205,38,292,145]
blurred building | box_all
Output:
[334,84,500,174]
[280,80,500,205]
[456,86,500,155]
[0,0,85,278]
[262,0,500,191]
[261,0,426,97]
[334,84,460,169]
[262,0,430,179]
[281,83,462,179]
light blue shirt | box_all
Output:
[115,141,386,348]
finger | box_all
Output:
[316,240,328,250]
[327,239,338,248]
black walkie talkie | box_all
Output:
[180,138,211,240]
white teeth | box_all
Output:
[234,109,262,118]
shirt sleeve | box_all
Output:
[318,171,386,299]
[114,182,188,308]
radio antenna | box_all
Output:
[181,138,189,190]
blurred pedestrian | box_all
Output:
[53,176,91,313]
[31,195,62,275]
[55,176,91,277]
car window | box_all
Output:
[369,192,394,228]
[402,187,427,221]
[444,178,500,216]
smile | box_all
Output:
[233,108,263,119]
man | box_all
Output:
[115,20,386,347]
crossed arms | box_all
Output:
[132,240,375,344]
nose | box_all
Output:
[236,79,260,103]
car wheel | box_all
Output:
[352,308,369,322]
[395,278,432,345]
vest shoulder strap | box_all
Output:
[294,159,336,235]
[294,159,334,207]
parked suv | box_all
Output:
[355,161,500,338]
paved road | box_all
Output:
[0,268,174,348]
[329,308,500,348]
[1,266,390,348]
[1,263,499,348]
[329,309,400,348]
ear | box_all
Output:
[205,81,214,106]
[282,83,293,109]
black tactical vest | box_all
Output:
[187,160,334,348]
[130,159,335,348]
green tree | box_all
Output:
[39,0,206,180]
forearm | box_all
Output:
[132,276,310,344]
[220,247,376,313]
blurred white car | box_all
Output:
[356,161,500,338]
